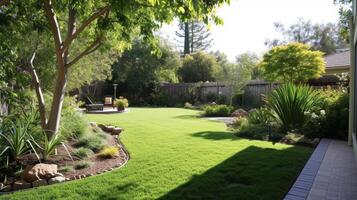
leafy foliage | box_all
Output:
[320,89,349,140]
[265,18,348,54]
[114,97,129,110]
[179,51,220,82]
[202,104,233,117]
[260,43,325,83]
[248,108,274,126]
[267,83,322,130]
[0,110,40,162]
[112,38,181,105]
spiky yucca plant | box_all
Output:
[267,83,321,130]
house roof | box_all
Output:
[324,50,350,68]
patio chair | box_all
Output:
[85,97,104,111]
[104,96,114,107]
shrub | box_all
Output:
[184,102,193,109]
[74,161,91,170]
[267,83,321,130]
[232,117,249,132]
[60,108,88,139]
[72,147,94,159]
[97,147,119,159]
[248,108,274,126]
[300,111,325,139]
[205,92,217,102]
[203,104,234,117]
[217,95,227,104]
[321,92,349,140]
[74,134,106,153]
[114,97,129,110]
[57,95,88,139]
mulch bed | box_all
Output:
[1,124,129,193]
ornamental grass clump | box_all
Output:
[267,83,321,130]
[97,146,119,159]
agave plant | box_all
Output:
[31,132,73,162]
[0,120,40,162]
[41,133,63,161]
[267,83,321,130]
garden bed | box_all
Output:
[0,123,129,193]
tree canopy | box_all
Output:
[178,51,220,82]
[0,0,230,137]
[111,38,181,103]
[259,43,325,83]
[176,20,213,55]
[265,18,348,55]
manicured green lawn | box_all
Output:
[2,108,313,200]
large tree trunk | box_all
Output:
[46,66,68,138]
[184,22,190,55]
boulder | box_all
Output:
[12,181,31,190]
[48,176,66,184]
[32,179,47,187]
[98,124,106,131]
[112,127,123,135]
[22,164,64,183]
[89,122,97,128]
[231,109,248,118]
[106,126,115,132]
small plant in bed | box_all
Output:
[72,147,94,159]
[59,165,74,173]
[202,104,233,117]
[74,161,92,170]
[97,146,119,159]
[74,133,107,153]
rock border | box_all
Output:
[0,122,130,194]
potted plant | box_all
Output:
[114,97,129,111]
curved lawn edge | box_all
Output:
[0,134,130,195]
[1,108,313,200]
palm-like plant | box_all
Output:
[41,133,63,161]
[0,120,39,162]
[267,83,321,130]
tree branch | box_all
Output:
[62,6,110,51]
[66,38,102,68]
[63,7,76,64]
[27,52,47,129]
[43,0,64,68]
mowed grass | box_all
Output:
[2,108,313,200]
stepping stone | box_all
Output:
[112,127,123,135]
[106,126,115,132]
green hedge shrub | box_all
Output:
[203,104,234,117]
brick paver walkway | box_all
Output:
[284,139,357,200]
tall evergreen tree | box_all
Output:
[175,20,213,55]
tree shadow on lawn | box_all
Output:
[171,114,200,120]
[97,182,137,200]
[191,131,241,141]
[158,145,309,200]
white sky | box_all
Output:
[159,0,340,61]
